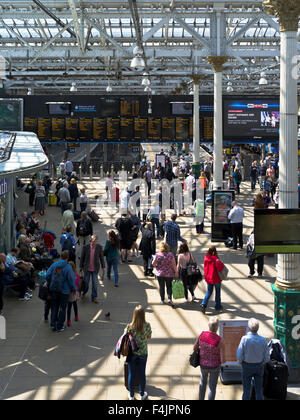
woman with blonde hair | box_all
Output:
[152,242,178,305]
[125,305,152,401]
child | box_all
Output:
[79,188,88,213]
[67,261,80,327]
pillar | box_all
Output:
[264,0,300,376]
[207,56,229,189]
[191,75,201,178]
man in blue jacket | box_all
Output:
[46,250,76,332]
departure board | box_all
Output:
[203,117,213,141]
[65,118,79,141]
[24,117,38,134]
[38,118,51,140]
[134,118,147,140]
[176,117,189,140]
[52,118,65,141]
[120,117,134,140]
[93,118,106,140]
[79,118,92,140]
[107,118,120,140]
[189,117,193,139]
[162,117,175,141]
[120,100,140,117]
[148,118,161,141]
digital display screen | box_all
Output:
[176,117,189,140]
[79,118,92,140]
[120,100,140,117]
[134,118,147,140]
[65,118,79,141]
[172,102,193,115]
[24,117,38,134]
[47,102,71,115]
[223,98,280,141]
[0,100,23,131]
[120,118,134,140]
[99,98,120,117]
[211,190,235,241]
[202,117,214,141]
[255,209,300,253]
[93,118,106,140]
[107,118,120,140]
[148,118,161,141]
[162,117,175,141]
[38,118,51,140]
[52,118,65,140]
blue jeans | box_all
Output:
[128,353,148,398]
[50,292,69,330]
[250,176,257,191]
[83,271,98,300]
[106,257,119,285]
[151,217,160,239]
[241,362,264,400]
[201,283,222,310]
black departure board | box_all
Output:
[120,100,140,117]
[176,117,189,140]
[148,118,161,141]
[24,117,38,134]
[134,118,147,140]
[120,118,134,140]
[65,118,79,141]
[162,117,175,141]
[79,118,92,140]
[189,117,193,139]
[107,118,120,140]
[202,117,213,141]
[38,118,51,140]
[52,118,65,141]
[93,118,106,140]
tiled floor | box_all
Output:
[0,178,299,400]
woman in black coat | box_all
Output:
[69,178,79,211]
[139,221,156,276]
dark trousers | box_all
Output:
[29,193,35,206]
[250,176,257,191]
[248,255,264,276]
[67,301,78,321]
[80,203,87,213]
[50,292,69,330]
[44,299,51,321]
[231,223,243,249]
[0,284,3,312]
[180,269,195,299]
[157,276,173,302]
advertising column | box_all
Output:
[264,0,300,377]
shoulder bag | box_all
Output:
[189,336,200,368]
[218,263,229,281]
[186,253,202,284]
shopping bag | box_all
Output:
[172,280,185,300]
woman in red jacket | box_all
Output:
[200,246,224,314]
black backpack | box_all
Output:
[78,219,89,237]
[62,234,74,253]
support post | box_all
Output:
[191,74,201,178]
[264,0,300,377]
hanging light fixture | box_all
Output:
[144,86,151,92]
[130,56,145,69]
[259,72,268,85]
[141,77,150,86]
[106,84,112,93]
[226,81,233,93]
[70,82,77,92]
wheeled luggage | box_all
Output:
[88,210,100,222]
[263,360,289,400]
[47,192,57,206]
[112,187,119,203]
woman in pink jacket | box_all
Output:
[200,246,224,314]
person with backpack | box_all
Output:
[46,250,76,332]
[232,168,242,195]
[60,226,76,263]
[76,211,93,256]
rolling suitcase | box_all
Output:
[124,361,139,391]
[263,360,289,400]
[88,210,100,222]
[112,187,119,203]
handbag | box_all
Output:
[246,244,256,258]
[38,281,50,301]
[189,336,200,368]
[186,253,202,283]
[172,280,185,300]
[218,264,229,281]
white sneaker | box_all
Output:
[25,293,32,298]
[128,393,135,401]
[140,391,148,400]
[19,296,30,301]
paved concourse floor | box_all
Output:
[0,177,299,401]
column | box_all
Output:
[207,56,229,189]
[264,0,300,376]
[191,75,201,178]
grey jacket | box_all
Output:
[80,243,105,274]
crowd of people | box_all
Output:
[0,145,286,401]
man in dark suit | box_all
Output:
[80,235,106,303]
